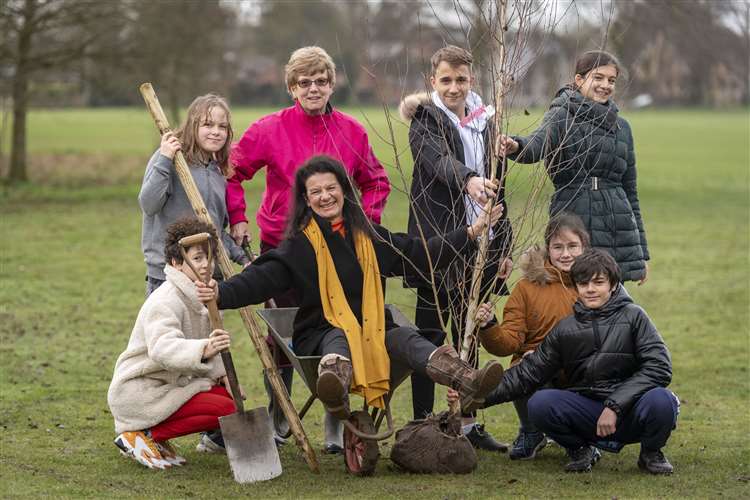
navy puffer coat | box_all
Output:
[510,87,649,282]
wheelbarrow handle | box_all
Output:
[341,401,395,441]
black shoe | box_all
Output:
[564,445,601,472]
[323,443,343,455]
[465,424,509,452]
[509,430,546,460]
[638,449,674,475]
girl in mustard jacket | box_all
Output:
[476,213,590,460]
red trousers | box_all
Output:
[150,385,235,442]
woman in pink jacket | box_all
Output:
[226,46,391,454]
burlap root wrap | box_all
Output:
[390,411,477,474]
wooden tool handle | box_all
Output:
[179,232,211,247]
[140,83,319,473]
[139,83,172,135]
[206,300,245,414]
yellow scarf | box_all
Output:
[303,218,389,409]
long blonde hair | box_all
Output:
[174,94,234,177]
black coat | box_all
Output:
[484,285,672,415]
[404,95,512,294]
[217,214,474,356]
[510,87,649,282]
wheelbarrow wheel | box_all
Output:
[343,411,379,476]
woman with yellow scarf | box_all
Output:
[201,156,504,419]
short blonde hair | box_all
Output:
[431,45,473,75]
[285,46,336,95]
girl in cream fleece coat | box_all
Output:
[108,218,235,470]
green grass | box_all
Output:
[1,107,749,498]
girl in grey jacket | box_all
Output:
[139,94,248,295]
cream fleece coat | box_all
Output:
[108,265,226,433]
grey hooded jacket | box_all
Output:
[139,150,247,280]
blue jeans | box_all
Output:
[528,388,679,452]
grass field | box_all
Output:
[1,107,748,498]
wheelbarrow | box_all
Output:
[257,305,443,476]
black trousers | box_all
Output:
[316,326,438,379]
[413,281,484,419]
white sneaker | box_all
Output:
[195,432,225,454]
[114,431,171,470]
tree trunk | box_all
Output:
[8,0,35,184]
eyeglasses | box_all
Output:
[296,78,330,89]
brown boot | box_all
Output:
[316,355,353,420]
[425,345,503,413]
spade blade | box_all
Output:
[219,406,282,483]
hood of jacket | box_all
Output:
[519,244,573,287]
[573,282,632,320]
[551,86,620,131]
[399,92,432,122]
[399,91,489,128]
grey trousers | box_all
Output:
[316,326,437,377]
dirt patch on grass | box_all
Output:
[2,153,147,187]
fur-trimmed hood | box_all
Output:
[519,244,572,286]
[399,92,431,122]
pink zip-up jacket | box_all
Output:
[227,101,391,246]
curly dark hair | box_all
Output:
[164,217,218,265]
[570,248,621,287]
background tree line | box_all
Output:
[1,0,748,183]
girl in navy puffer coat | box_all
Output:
[498,51,649,283]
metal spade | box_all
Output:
[179,233,282,483]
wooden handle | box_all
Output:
[206,300,245,414]
[139,83,172,135]
[179,232,211,247]
[139,83,319,472]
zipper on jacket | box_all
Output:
[590,317,602,383]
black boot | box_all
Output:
[638,449,674,475]
[465,423,509,452]
[564,445,601,472]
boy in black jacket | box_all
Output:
[399,45,513,452]
[478,249,678,474]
